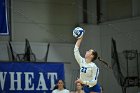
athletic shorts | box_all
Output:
[83,83,101,93]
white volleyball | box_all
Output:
[73,27,85,38]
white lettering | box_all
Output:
[36,72,48,90]
[0,72,58,91]
[9,72,22,90]
[48,72,57,90]
[0,72,7,90]
[24,72,34,90]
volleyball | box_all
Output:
[73,27,85,39]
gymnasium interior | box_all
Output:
[0,0,140,93]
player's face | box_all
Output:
[85,49,94,59]
[57,80,64,89]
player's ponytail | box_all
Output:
[97,57,112,69]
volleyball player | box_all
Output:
[74,34,101,93]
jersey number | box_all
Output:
[81,67,87,73]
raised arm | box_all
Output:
[74,37,84,65]
[75,37,83,48]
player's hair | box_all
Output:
[91,50,98,62]
[97,57,112,69]
[91,50,111,69]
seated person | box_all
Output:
[75,82,85,93]
[70,82,85,93]
[52,79,70,93]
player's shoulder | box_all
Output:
[90,62,98,67]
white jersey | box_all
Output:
[74,45,99,87]
[52,89,70,93]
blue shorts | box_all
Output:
[83,83,101,93]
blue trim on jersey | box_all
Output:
[83,83,101,93]
[95,68,99,80]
